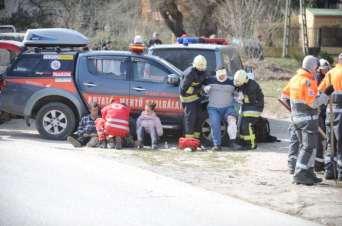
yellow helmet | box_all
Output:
[234,69,248,87]
[193,55,207,71]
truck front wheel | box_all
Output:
[35,102,76,140]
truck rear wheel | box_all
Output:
[35,102,76,140]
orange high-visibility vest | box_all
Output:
[284,69,318,117]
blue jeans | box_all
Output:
[208,106,236,146]
[137,126,158,145]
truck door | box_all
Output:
[129,56,182,122]
[77,55,130,108]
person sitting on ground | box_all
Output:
[67,102,99,148]
[136,102,163,150]
[95,100,130,149]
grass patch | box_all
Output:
[263,57,299,73]
[259,80,288,98]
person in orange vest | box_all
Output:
[283,55,330,185]
[318,53,342,181]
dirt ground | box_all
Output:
[1,117,342,226]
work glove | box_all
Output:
[312,93,329,109]
[235,91,244,104]
[203,85,211,93]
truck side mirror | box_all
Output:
[167,74,180,86]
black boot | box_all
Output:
[309,168,322,183]
[314,161,325,172]
[107,137,115,149]
[230,140,245,150]
[137,140,144,149]
[324,166,337,180]
[293,170,315,186]
[211,145,222,151]
[115,137,122,150]
[67,135,82,148]
[99,140,107,149]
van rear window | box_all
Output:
[152,49,216,74]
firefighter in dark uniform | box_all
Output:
[180,55,208,139]
[234,70,264,150]
[285,55,330,185]
[318,53,342,181]
[314,59,331,172]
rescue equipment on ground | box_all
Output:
[23,28,89,47]
[176,37,228,45]
[178,137,201,151]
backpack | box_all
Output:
[254,117,279,143]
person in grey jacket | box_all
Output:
[136,102,163,150]
[203,68,242,151]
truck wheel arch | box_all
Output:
[24,89,87,121]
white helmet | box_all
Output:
[133,35,143,44]
[193,55,207,71]
[234,70,248,87]
[319,59,330,70]
[302,55,318,72]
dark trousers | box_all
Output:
[137,126,158,145]
[294,119,318,174]
[182,101,202,138]
[288,124,300,169]
[315,111,326,167]
[239,116,257,149]
[325,112,342,175]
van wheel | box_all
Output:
[200,117,229,146]
[35,102,76,140]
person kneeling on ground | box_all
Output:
[203,68,242,151]
[234,69,264,150]
[67,102,99,148]
[136,102,163,150]
[95,100,130,149]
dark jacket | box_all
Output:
[179,66,208,103]
[148,39,162,47]
[239,79,264,113]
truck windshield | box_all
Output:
[151,48,216,74]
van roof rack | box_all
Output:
[23,28,89,47]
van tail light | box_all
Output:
[0,78,5,91]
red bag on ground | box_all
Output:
[178,137,201,151]
[101,103,130,137]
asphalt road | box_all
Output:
[0,124,321,226]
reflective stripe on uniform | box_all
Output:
[338,160,342,167]
[326,108,342,113]
[185,86,194,94]
[292,115,318,122]
[106,118,129,124]
[240,123,256,149]
[180,95,199,103]
[315,157,324,163]
[193,132,201,139]
[296,162,310,170]
[241,111,261,117]
[105,122,129,131]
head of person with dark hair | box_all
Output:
[89,102,99,119]
[145,102,156,114]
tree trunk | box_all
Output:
[158,0,186,37]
